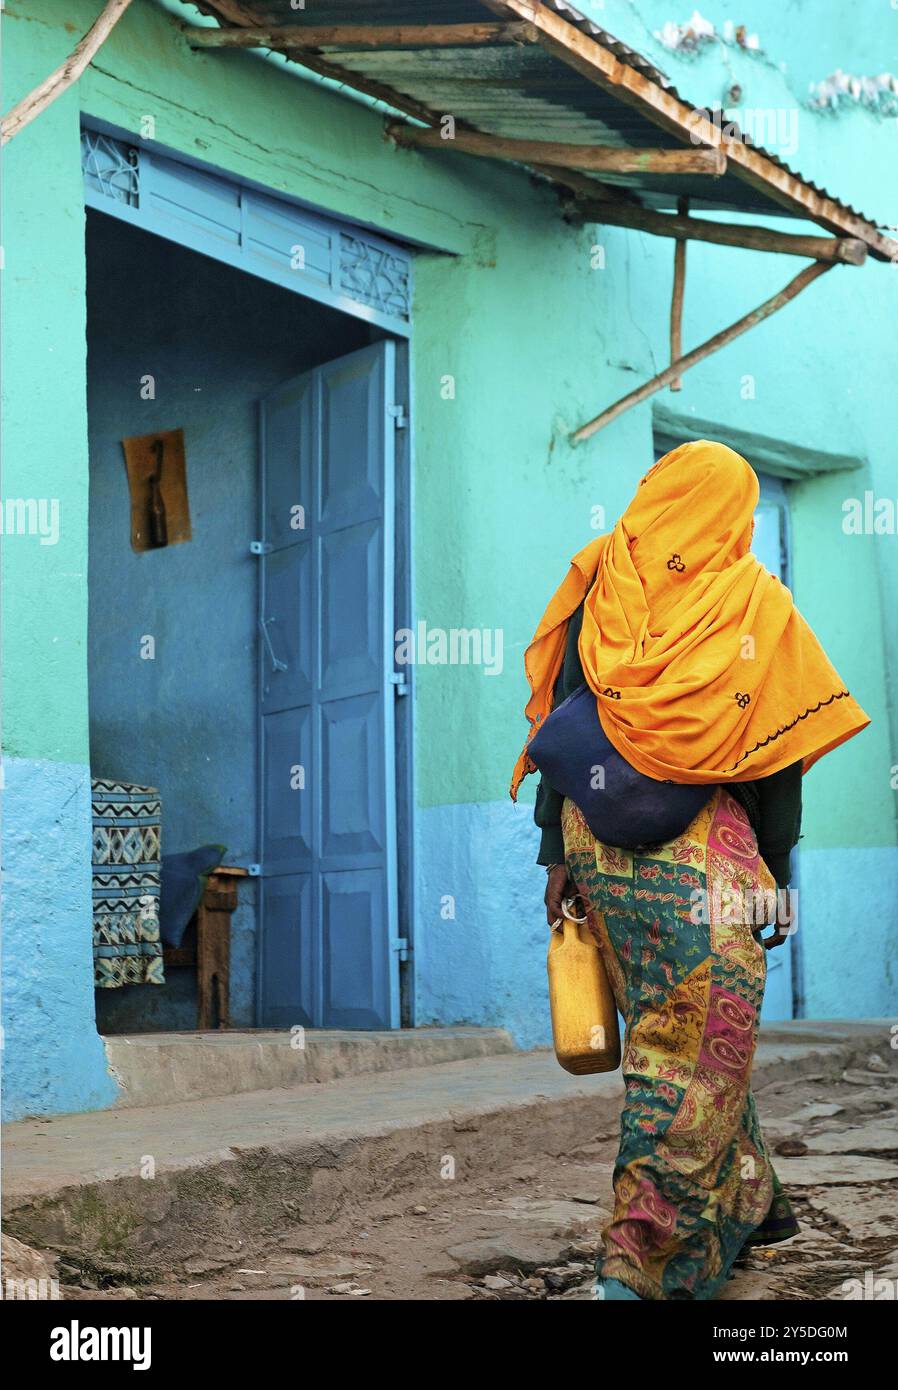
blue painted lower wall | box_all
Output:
[414,800,553,1050]
[413,800,898,1043]
[799,847,898,1017]
[3,787,893,1120]
[1,757,120,1120]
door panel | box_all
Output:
[258,341,399,1029]
[322,869,391,1028]
[320,521,381,694]
[262,706,313,872]
[320,356,386,526]
[260,874,315,1027]
[321,692,386,861]
[753,476,795,1022]
[263,375,315,552]
[262,546,314,712]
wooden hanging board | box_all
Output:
[121,427,192,552]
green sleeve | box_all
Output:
[755,759,803,887]
[535,778,566,866]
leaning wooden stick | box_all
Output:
[573,260,834,443]
[1,0,134,146]
[670,196,689,391]
[574,198,867,263]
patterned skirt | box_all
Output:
[561,787,799,1301]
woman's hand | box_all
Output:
[544,864,575,926]
[759,886,797,949]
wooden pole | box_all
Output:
[185,1,440,126]
[184,23,536,49]
[670,196,689,391]
[1,0,135,145]
[572,261,834,443]
[387,122,726,175]
[573,198,867,264]
[528,163,619,202]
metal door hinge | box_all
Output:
[388,404,407,429]
[391,936,410,961]
[390,672,409,696]
[250,541,272,555]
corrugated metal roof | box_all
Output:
[196,0,896,258]
[540,0,880,226]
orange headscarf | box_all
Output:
[510,440,869,798]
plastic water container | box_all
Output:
[547,898,621,1075]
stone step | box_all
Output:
[2,1021,889,1283]
[103,1025,516,1108]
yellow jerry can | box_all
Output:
[547,897,621,1075]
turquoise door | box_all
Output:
[257,342,400,1029]
[752,475,796,1021]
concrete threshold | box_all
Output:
[103,1025,516,1108]
[2,1020,889,1279]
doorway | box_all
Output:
[85,207,410,1035]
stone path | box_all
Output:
[9,1040,894,1302]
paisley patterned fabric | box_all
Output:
[562,787,799,1300]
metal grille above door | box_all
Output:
[81,122,412,335]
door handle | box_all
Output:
[259,617,288,673]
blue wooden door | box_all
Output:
[752,475,795,1021]
[257,342,400,1029]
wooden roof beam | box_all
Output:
[386,123,726,176]
[190,2,475,124]
[191,1,444,125]
[476,0,898,262]
[670,197,689,391]
[573,261,834,443]
[573,199,867,264]
[184,23,537,50]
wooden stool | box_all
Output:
[163,865,248,1029]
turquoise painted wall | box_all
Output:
[2,6,120,1117]
[2,0,895,1113]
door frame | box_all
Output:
[82,116,418,1028]
[80,118,414,337]
[753,470,802,1019]
[393,342,417,1026]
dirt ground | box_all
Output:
[35,1051,897,1303]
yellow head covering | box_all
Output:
[511,440,869,798]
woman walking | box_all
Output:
[511,441,869,1301]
